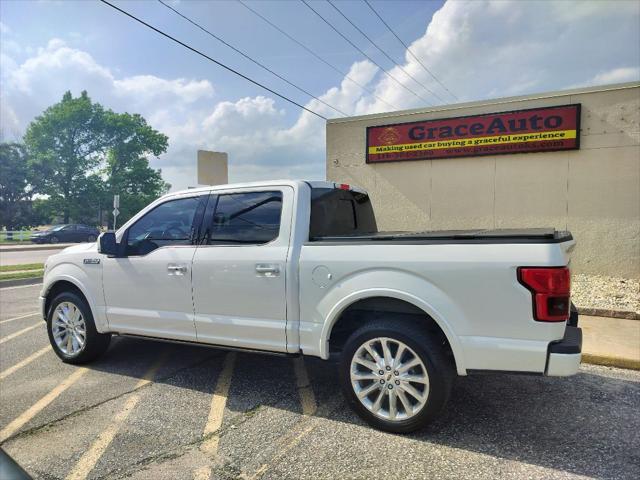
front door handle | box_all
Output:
[255,264,280,277]
[167,264,188,275]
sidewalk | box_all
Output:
[0,243,74,253]
[581,315,640,370]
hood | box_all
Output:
[60,243,99,254]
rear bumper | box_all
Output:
[546,325,582,376]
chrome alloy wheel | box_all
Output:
[52,302,87,356]
[350,337,429,421]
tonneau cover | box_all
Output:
[310,228,573,244]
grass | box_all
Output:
[0,263,45,273]
[0,270,44,281]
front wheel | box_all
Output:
[339,318,454,433]
[86,234,97,242]
[49,235,59,244]
[47,291,111,364]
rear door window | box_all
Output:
[206,191,283,245]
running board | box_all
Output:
[113,332,301,358]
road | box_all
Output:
[0,246,69,266]
[1,284,639,480]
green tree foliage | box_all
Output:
[0,143,35,229]
[23,91,170,227]
[25,91,107,223]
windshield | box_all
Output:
[49,225,66,231]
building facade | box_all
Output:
[326,82,640,278]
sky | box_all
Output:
[1,0,639,191]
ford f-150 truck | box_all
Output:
[40,180,582,432]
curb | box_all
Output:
[0,244,70,253]
[582,353,640,370]
[576,307,639,321]
[0,277,43,288]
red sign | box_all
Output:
[366,104,580,163]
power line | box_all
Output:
[98,0,327,120]
[327,0,445,104]
[237,0,398,111]
[157,0,348,117]
[300,0,433,106]
[364,0,458,101]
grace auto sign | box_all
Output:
[366,104,580,163]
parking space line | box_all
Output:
[0,311,39,324]
[192,352,236,480]
[0,345,50,380]
[64,350,170,480]
[293,357,317,416]
[247,423,317,480]
[0,323,43,344]
[0,367,88,442]
[201,352,236,456]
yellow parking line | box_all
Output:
[201,352,236,455]
[65,351,169,480]
[293,357,317,416]
[0,311,39,324]
[0,323,43,345]
[247,423,317,480]
[0,367,88,442]
[192,352,236,480]
[0,345,50,380]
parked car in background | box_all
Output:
[31,224,100,244]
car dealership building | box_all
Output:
[326,82,640,278]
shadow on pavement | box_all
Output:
[83,337,640,480]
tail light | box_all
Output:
[518,267,570,322]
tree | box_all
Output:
[0,143,33,230]
[102,110,170,227]
[24,91,170,226]
[25,91,108,223]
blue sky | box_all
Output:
[1,0,639,190]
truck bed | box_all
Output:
[310,228,573,244]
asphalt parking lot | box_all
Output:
[0,283,638,480]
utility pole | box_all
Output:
[113,194,120,230]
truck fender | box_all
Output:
[316,270,467,375]
[41,264,108,333]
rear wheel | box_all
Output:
[47,291,111,364]
[86,234,97,242]
[339,318,454,433]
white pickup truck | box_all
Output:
[40,180,582,432]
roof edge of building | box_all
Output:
[326,81,640,124]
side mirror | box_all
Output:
[98,231,118,256]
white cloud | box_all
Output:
[1,0,638,190]
[587,67,640,86]
[114,75,214,103]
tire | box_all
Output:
[50,235,59,244]
[87,234,97,242]
[339,317,454,433]
[47,291,111,364]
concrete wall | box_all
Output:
[326,83,640,278]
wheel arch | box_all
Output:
[320,289,466,375]
[42,269,107,332]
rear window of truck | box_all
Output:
[310,188,377,239]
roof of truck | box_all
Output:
[165,180,365,198]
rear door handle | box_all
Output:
[255,264,280,277]
[167,264,188,275]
